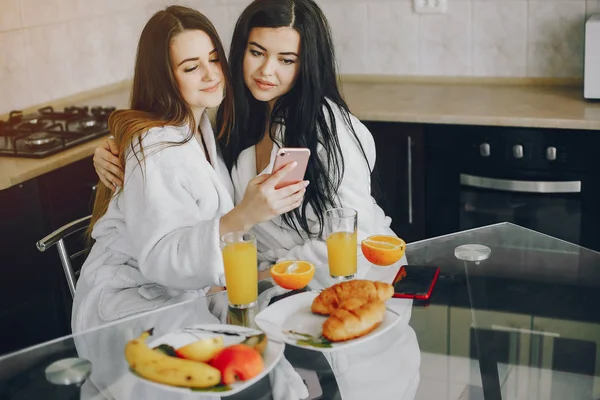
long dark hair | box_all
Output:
[89,5,234,233]
[218,0,370,238]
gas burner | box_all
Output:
[63,106,89,115]
[13,118,53,132]
[5,111,53,133]
[23,132,60,147]
[0,103,114,158]
[67,118,100,132]
[91,106,116,119]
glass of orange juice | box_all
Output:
[325,208,358,280]
[220,232,258,309]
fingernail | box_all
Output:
[290,161,298,168]
[303,180,310,187]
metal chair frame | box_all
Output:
[36,215,92,298]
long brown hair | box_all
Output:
[88,5,234,235]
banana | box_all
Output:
[125,329,221,388]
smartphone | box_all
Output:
[272,147,311,190]
[392,265,440,300]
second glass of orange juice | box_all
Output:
[325,208,358,280]
[220,232,258,309]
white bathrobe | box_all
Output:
[230,100,396,269]
[230,101,420,400]
[72,113,234,333]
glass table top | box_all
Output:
[1,222,599,400]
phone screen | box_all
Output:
[392,265,440,300]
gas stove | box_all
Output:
[0,105,115,158]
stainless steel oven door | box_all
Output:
[459,174,582,245]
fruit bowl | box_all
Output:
[124,324,284,397]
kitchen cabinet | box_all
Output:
[449,307,532,363]
[532,317,600,377]
[410,304,449,354]
[0,157,97,356]
[0,180,66,355]
[448,307,532,388]
[363,122,426,242]
[37,157,98,233]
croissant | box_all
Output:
[322,300,386,342]
[311,280,394,316]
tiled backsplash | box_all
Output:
[1,0,597,114]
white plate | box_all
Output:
[254,291,403,353]
[129,324,284,397]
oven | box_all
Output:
[425,125,600,252]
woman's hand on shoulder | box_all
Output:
[93,136,124,191]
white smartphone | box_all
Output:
[272,147,311,190]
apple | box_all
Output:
[175,336,224,362]
[209,344,264,385]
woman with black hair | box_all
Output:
[221,0,396,272]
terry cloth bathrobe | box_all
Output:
[72,113,233,333]
[230,101,420,400]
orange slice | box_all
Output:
[270,260,315,290]
[361,235,406,266]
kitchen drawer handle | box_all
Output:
[491,324,560,338]
[408,136,413,224]
[460,174,581,194]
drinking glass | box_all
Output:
[325,208,358,280]
[220,232,258,308]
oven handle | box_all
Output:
[460,174,581,194]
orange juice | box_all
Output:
[326,231,358,278]
[222,241,258,307]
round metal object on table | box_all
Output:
[454,244,491,263]
[45,357,92,386]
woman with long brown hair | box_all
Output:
[72,5,307,332]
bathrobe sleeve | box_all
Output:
[266,104,395,267]
[120,127,225,290]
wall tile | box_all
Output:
[0,0,22,32]
[320,2,369,74]
[473,2,527,77]
[99,12,138,83]
[202,3,247,53]
[366,1,419,75]
[63,17,111,94]
[419,1,472,76]
[57,0,99,21]
[527,1,586,77]
[587,0,600,17]
[23,23,72,104]
[0,30,33,112]
[3,0,597,114]
[98,0,140,14]
[20,0,60,27]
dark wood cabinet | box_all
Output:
[364,121,426,243]
[0,157,97,355]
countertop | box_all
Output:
[341,78,600,130]
[2,77,600,191]
[0,88,129,191]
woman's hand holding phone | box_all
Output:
[221,162,309,234]
[272,148,311,189]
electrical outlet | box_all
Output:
[413,0,447,14]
